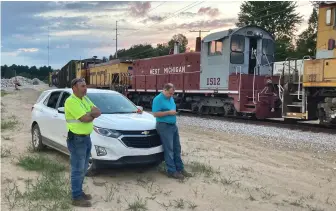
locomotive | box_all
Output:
[279,1,336,125]
[127,25,282,119]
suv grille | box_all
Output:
[116,129,157,136]
[121,134,162,148]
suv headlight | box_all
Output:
[93,126,121,138]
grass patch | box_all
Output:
[17,154,65,173]
[1,147,12,158]
[1,90,8,97]
[4,154,71,211]
[1,116,19,130]
[4,171,72,211]
[187,161,218,177]
[126,195,148,211]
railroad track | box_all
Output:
[144,109,336,135]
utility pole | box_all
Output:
[47,26,50,68]
[113,21,120,59]
[189,30,210,38]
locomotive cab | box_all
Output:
[200,25,281,119]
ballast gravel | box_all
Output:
[177,116,336,153]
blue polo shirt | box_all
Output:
[152,93,176,124]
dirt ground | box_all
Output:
[1,87,335,211]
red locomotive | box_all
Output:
[127,25,282,119]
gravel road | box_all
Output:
[177,116,336,153]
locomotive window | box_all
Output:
[326,8,331,25]
[208,40,223,56]
[261,39,275,65]
[230,52,244,64]
[231,35,245,52]
[262,39,274,55]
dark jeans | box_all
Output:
[66,131,92,200]
[156,122,184,174]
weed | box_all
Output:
[174,198,185,209]
[1,146,12,158]
[17,154,65,173]
[289,197,305,208]
[104,183,119,202]
[1,90,8,97]
[247,190,256,201]
[3,181,23,210]
[188,161,217,177]
[23,171,72,209]
[220,176,238,185]
[260,189,276,200]
[1,116,19,130]
[187,201,198,210]
[2,136,11,140]
[126,195,148,211]
[307,204,324,211]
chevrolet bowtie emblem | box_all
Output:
[141,131,149,135]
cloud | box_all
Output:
[160,18,237,31]
[18,48,39,53]
[197,7,220,17]
[129,1,151,17]
[141,15,165,24]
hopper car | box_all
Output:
[127,25,282,119]
[279,2,336,125]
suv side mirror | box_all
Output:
[136,106,143,113]
[57,107,65,114]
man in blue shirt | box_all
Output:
[152,83,192,179]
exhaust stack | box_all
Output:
[174,41,179,54]
[195,37,201,52]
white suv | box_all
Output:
[31,88,164,175]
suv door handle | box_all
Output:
[53,114,58,117]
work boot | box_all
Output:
[82,192,92,200]
[180,169,193,177]
[72,197,92,207]
[167,172,184,180]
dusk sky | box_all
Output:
[1,1,313,69]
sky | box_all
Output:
[1,0,313,69]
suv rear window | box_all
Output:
[36,91,49,103]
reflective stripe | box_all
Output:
[66,119,81,123]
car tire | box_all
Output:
[31,124,46,151]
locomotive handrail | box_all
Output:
[297,55,312,101]
[253,66,257,104]
[235,66,242,102]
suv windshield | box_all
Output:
[86,93,138,114]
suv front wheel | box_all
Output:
[31,124,46,151]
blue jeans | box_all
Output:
[156,122,184,174]
[66,132,92,200]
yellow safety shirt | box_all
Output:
[64,94,95,135]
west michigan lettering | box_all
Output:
[149,66,186,75]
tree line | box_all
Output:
[1,65,54,82]
[1,1,318,80]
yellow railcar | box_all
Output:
[87,59,133,89]
[281,2,336,125]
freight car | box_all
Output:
[55,58,103,88]
[127,25,282,119]
[86,58,133,92]
[280,2,336,125]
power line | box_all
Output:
[117,2,311,59]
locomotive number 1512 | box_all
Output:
[206,77,220,86]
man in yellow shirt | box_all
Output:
[65,78,101,207]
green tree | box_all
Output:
[295,7,318,58]
[236,1,303,61]
[168,34,188,53]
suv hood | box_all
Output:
[93,111,156,131]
